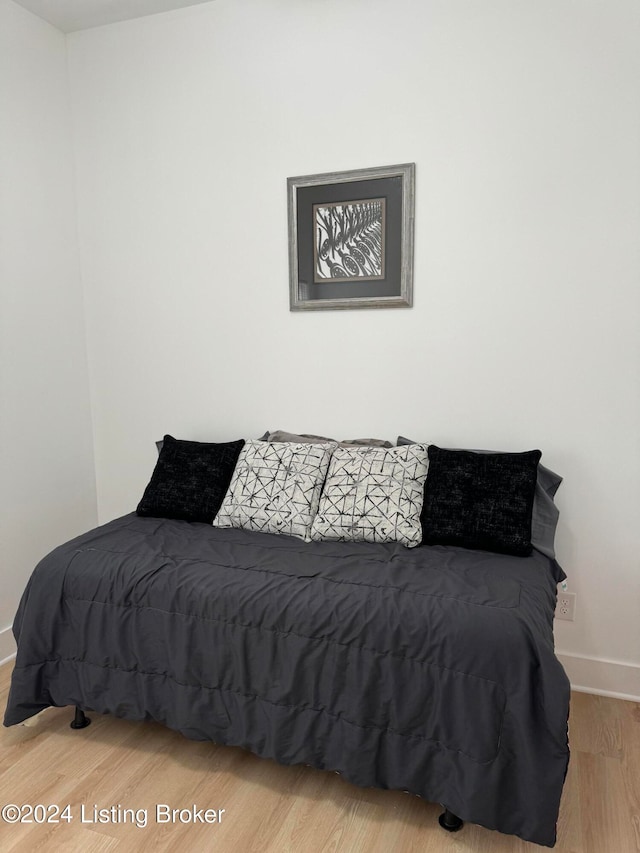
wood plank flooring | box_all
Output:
[0,661,638,852]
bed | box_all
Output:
[4,506,569,847]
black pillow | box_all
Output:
[137,435,245,523]
[421,445,542,556]
[397,436,562,558]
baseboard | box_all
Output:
[556,651,640,702]
[0,626,16,668]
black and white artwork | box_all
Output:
[312,199,385,283]
[288,162,415,311]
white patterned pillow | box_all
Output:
[310,443,429,548]
[213,439,336,541]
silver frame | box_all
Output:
[288,163,415,311]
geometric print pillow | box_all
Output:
[213,439,336,541]
[310,443,429,548]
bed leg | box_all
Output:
[69,707,91,730]
[438,807,463,832]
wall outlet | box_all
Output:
[555,591,577,621]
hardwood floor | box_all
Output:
[0,661,638,852]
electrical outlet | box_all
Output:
[555,591,577,621]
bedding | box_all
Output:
[4,512,570,847]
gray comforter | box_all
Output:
[4,513,570,846]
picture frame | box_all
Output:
[288,163,415,311]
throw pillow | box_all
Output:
[421,445,541,556]
[310,444,429,548]
[397,437,560,557]
[213,439,336,541]
[137,435,245,524]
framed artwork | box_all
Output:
[288,163,415,311]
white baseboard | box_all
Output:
[0,626,16,668]
[557,651,640,702]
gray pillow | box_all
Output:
[264,430,392,447]
[340,437,393,448]
[266,430,334,444]
[397,437,562,558]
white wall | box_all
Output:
[67,0,640,696]
[0,0,97,662]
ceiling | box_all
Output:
[11,0,214,33]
